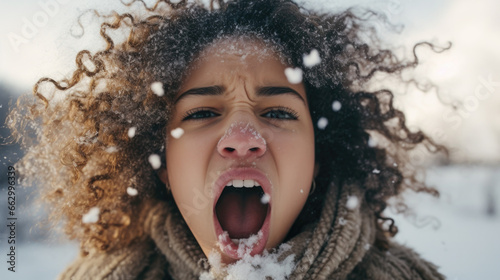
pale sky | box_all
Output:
[0,0,499,163]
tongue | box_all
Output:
[216,188,268,239]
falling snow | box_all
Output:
[372,169,380,174]
[346,196,359,210]
[332,100,342,111]
[170,127,184,139]
[151,81,164,96]
[284,67,303,84]
[368,137,377,147]
[127,187,138,196]
[82,207,100,224]
[148,154,161,170]
[303,49,321,68]
[260,193,270,204]
[128,127,137,138]
[105,146,118,153]
[317,117,328,129]
[364,243,371,251]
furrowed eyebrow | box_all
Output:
[175,86,225,104]
[175,85,306,104]
[257,86,306,104]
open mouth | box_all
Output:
[213,169,272,259]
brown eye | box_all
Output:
[182,108,220,121]
[262,107,298,120]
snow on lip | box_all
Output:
[213,167,272,259]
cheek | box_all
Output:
[166,135,214,224]
[272,127,315,192]
[166,136,202,188]
[267,128,315,244]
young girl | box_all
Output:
[8,0,447,279]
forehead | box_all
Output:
[181,37,291,86]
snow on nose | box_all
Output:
[217,122,266,159]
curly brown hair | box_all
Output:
[7,0,447,254]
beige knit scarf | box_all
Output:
[59,183,445,280]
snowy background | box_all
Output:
[0,0,499,279]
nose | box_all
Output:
[217,122,267,159]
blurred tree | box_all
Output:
[485,166,497,217]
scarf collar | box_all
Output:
[145,182,376,279]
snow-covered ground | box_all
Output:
[0,242,78,279]
[393,165,500,280]
[1,165,499,279]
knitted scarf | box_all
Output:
[58,183,445,280]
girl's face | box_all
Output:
[163,39,315,263]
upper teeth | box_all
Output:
[226,179,261,188]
